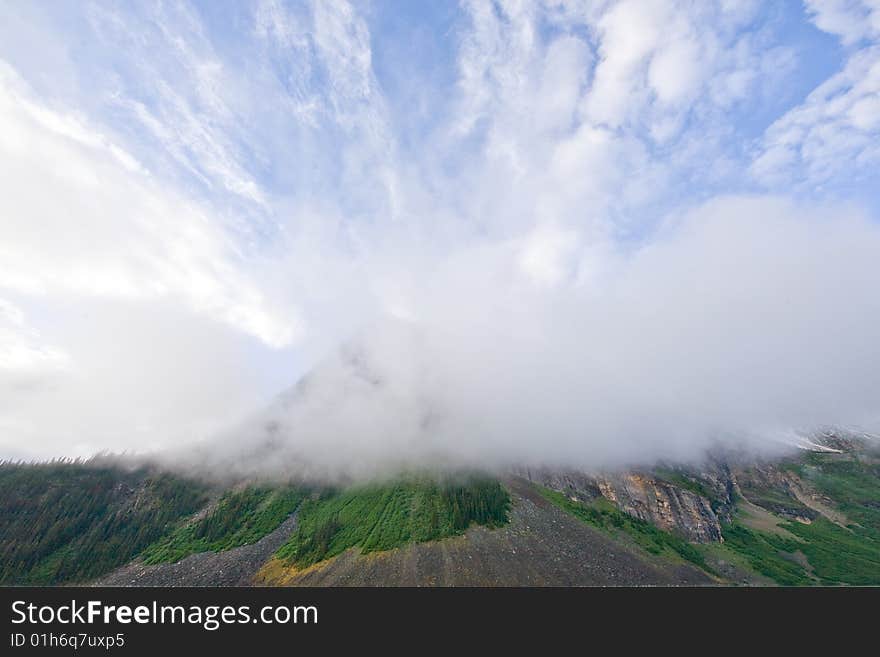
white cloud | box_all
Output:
[0,62,297,347]
[0,60,304,458]
[0,298,69,375]
[535,36,592,134]
[752,45,880,187]
[518,223,581,286]
[648,38,703,105]
[445,0,779,248]
[804,0,880,45]
[753,2,880,188]
[77,1,280,213]
[581,0,762,132]
[192,197,880,480]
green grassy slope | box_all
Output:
[275,476,510,568]
[537,448,880,585]
[719,453,880,585]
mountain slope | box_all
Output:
[255,477,710,586]
[0,461,208,585]
[1,432,878,586]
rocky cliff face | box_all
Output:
[682,458,738,524]
[517,466,723,543]
[518,429,875,545]
[596,473,722,543]
[730,461,818,522]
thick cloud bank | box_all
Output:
[187,196,880,480]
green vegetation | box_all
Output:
[140,486,307,565]
[535,486,711,572]
[800,453,880,534]
[718,516,880,586]
[697,540,777,585]
[719,522,813,585]
[0,461,208,584]
[778,517,880,585]
[2,444,878,587]
[719,453,880,585]
[275,476,510,568]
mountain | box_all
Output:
[2,429,878,586]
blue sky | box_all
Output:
[1,1,879,467]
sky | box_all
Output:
[0,1,879,473]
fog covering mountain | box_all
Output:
[156,196,880,482]
[3,428,879,586]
